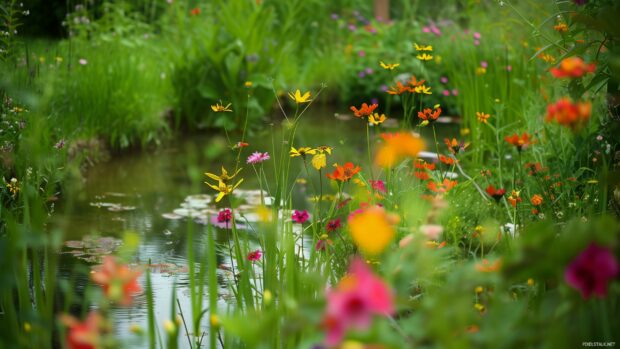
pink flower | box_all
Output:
[217,209,232,223]
[474,39,480,46]
[442,90,450,96]
[565,243,618,298]
[247,151,270,164]
[292,210,309,224]
[420,224,443,240]
[473,32,481,39]
[480,61,488,69]
[451,89,459,96]
[506,65,513,72]
[440,76,449,84]
[326,218,341,233]
[369,180,386,193]
[323,258,394,346]
[247,249,262,262]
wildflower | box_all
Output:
[290,146,317,158]
[205,166,242,185]
[288,89,312,103]
[427,179,457,193]
[444,138,469,154]
[417,106,442,124]
[292,209,310,224]
[439,154,456,166]
[530,194,543,206]
[420,224,443,240]
[350,103,378,118]
[474,303,486,314]
[546,97,591,130]
[210,314,220,328]
[565,243,618,298]
[368,113,387,125]
[369,180,386,193]
[348,206,398,255]
[326,218,342,232]
[312,153,327,170]
[476,259,502,272]
[504,132,534,152]
[475,286,484,294]
[416,53,433,61]
[475,67,486,75]
[375,132,425,167]
[217,209,232,223]
[525,162,547,176]
[54,139,66,149]
[379,61,399,70]
[233,141,249,149]
[247,151,270,164]
[205,179,243,202]
[415,159,436,171]
[316,145,333,155]
[413,84,432,94]
[386,81,410,95]
[554,22,569,33]
[485,185,506,203]
[508,190,522,207]
[326,162,361,182]
[247,249,262,262]
[550,57,596,78]
[476,112,490,124]
[61,311,108,349]
[190,7,200,15]
[5,177,19,197]
[414,171,430,180]
[244,81,253,87]
[414,43,433,51]
[527,278,535,286]
[408,75,426,88]
[211,102,232,112]
[316,234,333,251]
[79,58,87,65]
[91,256,141,305]
[323,258,394,346]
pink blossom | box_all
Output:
[217,209,232,223]
[247,249,262,262]
[420,224,444,240]
[451,89,459,96]
[474,39,480,46]
[369,180,386,193]
[442,90,450,96]
[440,76,449,84]
[247,151,270,164]
[323,258,394,346]
[292,210,309,224]
[473,32,481,39]
[480,61,488,69]
[565,243,618,298]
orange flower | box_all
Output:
[350,103,378,118]
[554,22,569,33]
[444,138,469,154]
[546,98,591,130]
[504,132,534,152]
[326,162,361,182]
[414,159,436,171]
[375,132,425,167]
[530,194,543,206]
[91,256,141,306]
[439,154,456,166]
[508,190,522,207]
[348,206,399,255]
[550,57,596,78]
[190,7,201,16]
[61,311,108,349]
[427,179,457,193]
[476,112,490,124]
[386,81,410,95]
[407,75,426,88]
[418,106,442,123]
[476,259,502,272]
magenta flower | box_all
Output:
[247,249,262,262]
[480,61,488,69]
[217,209,232,223]
[326,218,341,233]
[292,210,309,224]
[369,180,386,193]
[565,243,618,299]
[322,258,394,346]
[442,90,450,96]
[247,151,270,164]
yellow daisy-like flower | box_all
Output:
[476,112,491,124]
[206,179,244,202]
[288,89,311,104]
[379,61,400,70]
[211,102,232,112]
[414,85,432,95]
[348,206,399,255]
[205,166,242,184]
[290,146,317,158]
[414,43,433,51]
[416,53,433,61]
[311,153,327,170]
[316,145,333,155]
[368,113,387,125]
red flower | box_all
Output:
[62,311,107,349]
[417,107,442,123]
[292,209,310,224]
[504,132,534,151]
[91,256,141,306]
[550,57,596,78]
[326,162,361,182]
[247,249,262,262]
[444,138,469,154]
[485,185,506,203]
[546,98,591,130]
[414,159,435,171]
[326,218,342,232]
[217,209,232,223]
[565,243,618,298]
[190,7,201,16]
[350,103,378,118]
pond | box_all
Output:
[53,106,455,348]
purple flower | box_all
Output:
[358,71,366,78]
[480,61,488,69]
[330,13,339,20]
[292,210,309,224]
[380,84,388,92]
[371,98,378,105]
[247,151,270,164]
[474,39,480,46]
[365,67,373,74]
[348,24,357,32]
[369,179,386,193]
[565,243,618,298]
[422,27,431,33]
[247,249,262,262]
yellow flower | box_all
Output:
[206,179,244,202]
[290,146,316,158]
[416,53,433,61]
[368,113,387,125]
[475,67,487,75]
[527,278,535,286]
[210,314,220,327]
[460,128,471,136]
[379,61,400,70]
[554,23,568,33]
[474,303,486,313]
[205,166,242,184]
[311,153,327,170]
[244,81,253,87]
[475,286,484,294]
[163,320,176,334]
[476,112,490,124]
[414,84,432,95]
[256,205,272,222]
[288,89,311,103]
[211,102,232,112]
[316,145,333,155]
[414,43,433,51]
[348,206,399,255]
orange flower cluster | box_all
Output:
[504,132,534,152]
[386,75,428,95]
[326,162,361,182]
[427,179,457,193]
[350,103,378,118]
[375,132,425,167]
[546,98,591,130]
[530,194,543,206]
[439,154,456,166]
[418,106,442,124]
[550,57,596,78]
[414,159,435,181]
